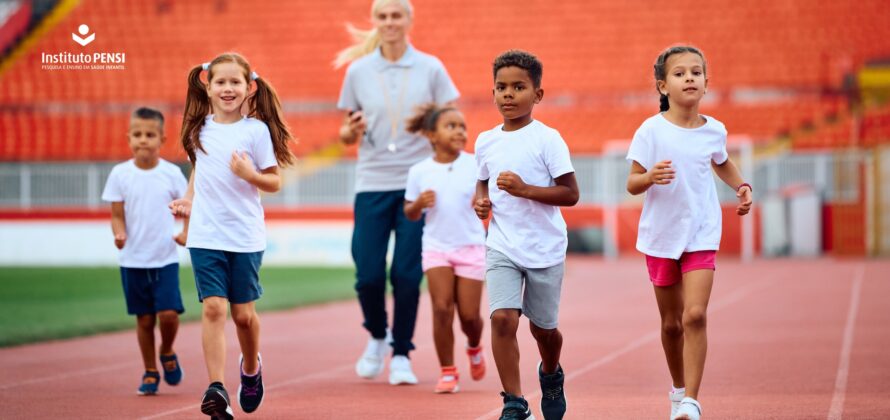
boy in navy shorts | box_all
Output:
[474,51,579,420]
[102,107,189,395]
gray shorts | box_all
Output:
[486,247,564,329]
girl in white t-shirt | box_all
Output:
[404,103,487,393]
[626,45,753,420]
[169,52,294,420]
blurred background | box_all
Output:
[1,0,889,265]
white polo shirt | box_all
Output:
[101,159,188,268]
[337,44,460,193]
[475,120,575,268]
[626,113,729,259]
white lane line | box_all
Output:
[473,278,773,420]
[827,264,865,420]
[0,361,136,391]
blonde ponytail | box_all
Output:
[332,0,414,69]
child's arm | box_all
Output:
[495,171,579,206]
[170,169,194,217]
[404,190,436,222]
[626,160,675,196]
[110,202,126,249]
[230,152,281,193]
[474,180,491,220]
[712,158,753,216]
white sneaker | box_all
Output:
[672,397,701,420]
[355,331,391,379]
[388,355,418,385]
[669,389,686,419]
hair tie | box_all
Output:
[250,71,259,81]
[201,62,210,71]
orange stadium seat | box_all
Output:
[2,0,890,160]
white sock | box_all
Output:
[671,386,686,395]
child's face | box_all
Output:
[429,110,467,154]
[127,118,164,159]
[493,66,542,120]
[658,52,708,109]
[207,62,249,117]
[373,2,412,44]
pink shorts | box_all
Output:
[645,250,717,287]
[422,244,486,281]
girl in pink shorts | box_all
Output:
[404,103,487,394]
[626,46,753,420]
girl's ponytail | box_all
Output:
[659,94,670,112]
[181,64,211,164]
[405,102,456,135]
[250,76,295,167]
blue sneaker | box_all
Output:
[538,362,566,420]
[137,371,160,395]
[499,392,535,420]
[201,383,234,420]
[238,354,264,413]
[160,353,183,386]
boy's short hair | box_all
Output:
[493,50,543,89]
[131,107,165,132]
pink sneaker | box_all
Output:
[466,345,486,381]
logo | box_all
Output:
[72,24,95,46]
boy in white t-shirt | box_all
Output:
[101,107,188,396]
[474,50,579,420]
[404,103,488,394]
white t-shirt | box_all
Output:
[626,113,729,259]
[187,115,278,253]
[475,120,575,268]
[405,152,486,252]
[101,159,188,268]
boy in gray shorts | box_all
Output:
[474,50,580,420]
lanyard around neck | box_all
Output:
[376,66,411,152]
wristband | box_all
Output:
[737,182,752,192]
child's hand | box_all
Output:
[737,185,753,216]
[417,190,436,209]
[230,151,257,182]
[174,230,187,246]
[474,197,491,220]
[169,198,192,217]
[114,233,126,250]
[496,171,528,197]
[647,160,675,185]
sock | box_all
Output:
[671,386,686,395]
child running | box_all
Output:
[403,103,487,394]
[170,53,295,420]
[625,45,753,420]
[102,107,188,396]
[474,50,579,420]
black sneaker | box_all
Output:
[538,362,566,420]
[201,383,234,420]
[238,354,264,413]
[499,392,535,420]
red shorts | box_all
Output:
[645,251,717,287]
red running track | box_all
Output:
[0,257,888,419]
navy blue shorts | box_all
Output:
[189,248,264,304]
[120,263,184,316]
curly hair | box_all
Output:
[492,49,543,88]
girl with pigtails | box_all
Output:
[169,52,294,420]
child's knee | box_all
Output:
[157,310,178,324]
[136,314,156,329]
[682,306,707,329]
[202,298,227,321]
[432,301,454,322]
[529,323,560,341]
[232,310,256,329]
[661,319,684,337]
[490,309,519,335]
